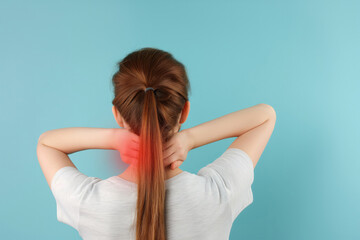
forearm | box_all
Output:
[38,127,117,154]
[185,103,275,150]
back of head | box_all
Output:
[111,47,191,240]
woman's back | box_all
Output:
[51,148,254,240]
[40,48,276,239]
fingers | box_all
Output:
[163,144,175,159]
[171,160,182,169]
[163,142,173,152]
[127,149,139,159]
[163,151,175,167]
[127,135,178,169]
[131,143,140,151]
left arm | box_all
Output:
[37,127,120,189]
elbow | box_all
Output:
[268,105,276,120]
[37,132,48,145]
[261,104,276,121]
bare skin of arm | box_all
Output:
[37,127,135,189]
[184,103,276,168]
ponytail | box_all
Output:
[111,47,191,240]
[135,88,166,240]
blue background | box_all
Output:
[1,0,359,239]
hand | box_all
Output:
[163,129,193,170]
[114,128,140,165]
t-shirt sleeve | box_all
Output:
[50,166,99,230]
[197,148,254,222]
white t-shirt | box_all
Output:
[51,148,254,240]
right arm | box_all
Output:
[184,103,276,168]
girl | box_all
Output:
[37,47,276,240]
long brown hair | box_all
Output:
[111,47,191,240]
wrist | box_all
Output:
[112,128,124,150]
[183,128,195,150]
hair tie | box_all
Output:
[145,87,155,92]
